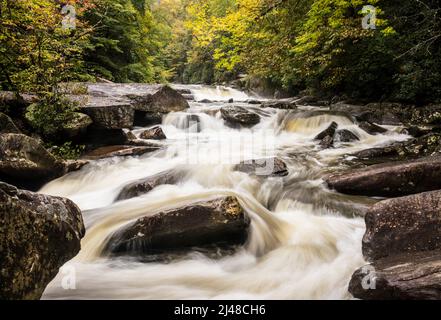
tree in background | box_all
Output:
[0,0,93,94]
[83,0,172,83]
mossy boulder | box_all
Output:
[0,182,85,300]
[0,133,65,190]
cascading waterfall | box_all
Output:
[40,85,410,300]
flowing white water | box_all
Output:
[41,85,410,300]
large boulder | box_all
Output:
[326,156,441,197]
[0,112,20,134]
[362,190,441,261]
[104,196,250,255]
[128,85,189,113]
[81,97,134,130]
[0,182,85,300]
[349,250,441,300]
[220,106,261,127]
[116,170,184,201]
[234,157,288,177]
[0,134,65,189]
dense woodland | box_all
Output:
[1,0,441,143]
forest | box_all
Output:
[1,0,440,103]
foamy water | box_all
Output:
[40,85,410,300]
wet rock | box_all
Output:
[182,94,194,101]
[362,190,441,261]
[139,126,167,140]
[220,106,260,127]
[320,135,334,149]
[262,100,296,110]
[326,156,441,197]
[234,157,288,177]
[0,112,20,134]
[314,122,338,141]
[246,99,263,105]
[335,129,359,142]
[104,196,250,255]
[0,134,65,190]
[295,96,320,106]
[228,98,234,103]
[116,169,184,201]
[63,160,89,174]
[82,145,161,160]
[199,99,212,103]
[353,133,441,162]
[330,102,406,125]
[0,182,85,299]
[349,250,441,300]
[358,121,387,135]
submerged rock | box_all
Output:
[104,196,250,255]
[358,121,387,135]
[362,190,441,261]
[139,126,167,140]
[335,129,359,142]
[234,157,288,177]
[220,106,260,127]
[83,144,161,160]
[116,169,184,201]
[0,182,85,300]
[314,121,337,148]
[314,122,338,141]
[349,250,441,300]
[0,133,65,190]
[326,156,441,197]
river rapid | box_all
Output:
[40,85,410,300]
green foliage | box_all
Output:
[84,0,171,83]
[25,94,79,139]
[0,0,91,93]
[167,0,441,103]
[46,141,85,160]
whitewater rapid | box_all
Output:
[40,85,410,299]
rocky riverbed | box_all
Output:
[1,83,441,299]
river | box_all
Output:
[40,85,409,299]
